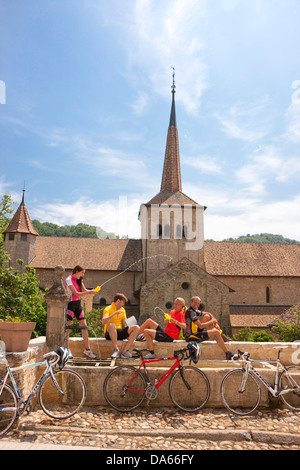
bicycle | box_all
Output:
[0,344,87,437]
[220,346,300,416]
[103,343,210,413]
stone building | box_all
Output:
[3,83,300,336]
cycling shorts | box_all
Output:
[155,325,174,343]
[66,300,85,322]
[186,330,209,343]
[105,326,129,341]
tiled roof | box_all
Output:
[30,237,143,271]
[230,315,280,328]
[230,305,291,328]
[145,189,200,207]
[4,200,38,236]
[204,241,300,277]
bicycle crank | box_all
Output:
[145,382,158,400]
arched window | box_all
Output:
[157,224,162,238]
[176,225,182,238]
[266,286,271,304]
[164,224,170,238]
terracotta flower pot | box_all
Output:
[0,322,36,352]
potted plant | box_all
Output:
[0,257,46,352]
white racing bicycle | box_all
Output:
[0,344,86,437]
[220,346,300,416]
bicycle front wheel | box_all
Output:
[0,383,18,437]
[279,366,300,411]
[169,366,210,412]
[220,369,261,416]
[103,365,147,412]
[39,369,86,419]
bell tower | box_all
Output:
[139,71,206,283]
[3,188,38,271]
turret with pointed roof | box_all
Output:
[3,189,38,270]
[4,189,38,236]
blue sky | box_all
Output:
[1,0,300,240]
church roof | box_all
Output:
[145,189,200,207]
[29,237,143,272]
[4,191,38,236]
[204,241,300,277]
[28,237,300,278]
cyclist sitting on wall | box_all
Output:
[138,297,186,359]
[185,296,233,360]
[102,293,140,359]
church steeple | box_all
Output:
[160,68,182,194]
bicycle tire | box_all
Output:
[279,366,300,411]
[0,383,18,437]
[220,368,261,416]
[169,366,210,412]
[38,369,86,419]
[103,365,147,412]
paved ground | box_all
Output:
[1,406,300,451]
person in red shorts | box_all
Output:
[138,298,186,359]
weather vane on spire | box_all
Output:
[171,66,176,94]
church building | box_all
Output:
[4,81,300,336]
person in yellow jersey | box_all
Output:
[102,293,140,359]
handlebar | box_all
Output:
[43,351,60,366]
[232,350,250,361]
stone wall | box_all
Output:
[140,258,232,335]
[220,276,300,306]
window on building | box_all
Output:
[9,233,14,241]
[176,225,182,238]
[164,224,170,238]
[266,286,271,304]
[21,233,27,241]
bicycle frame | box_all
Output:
[125,355,182,394]
[239,349,296,398]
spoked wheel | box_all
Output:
[103,365,147,412]
[220,369,261,416]
[39,369,86,419]
[279,366,300,411]
[169,366,210,412]
[0,383,18,437]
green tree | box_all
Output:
[0,194,16,251]
[271,306,300,342]
[0,260,47,337]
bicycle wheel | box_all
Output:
[0,383,18,437]
[279,366,300,411]
[220,369,261,416]
[169,366,210,412]
[103,365,147,412]
[39,369,86,419]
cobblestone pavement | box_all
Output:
[1,407,300,450]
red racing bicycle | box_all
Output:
[103,344,210,412]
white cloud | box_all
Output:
[124,0,208,114]
[235,145,300,195]
[205,194,300,241]
[31,194,148,239]
[183,156,222,175]
[215,96,272,142]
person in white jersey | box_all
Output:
[65,265,97,359]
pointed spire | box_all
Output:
[160,67,182,193]
[4,188,38,236]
